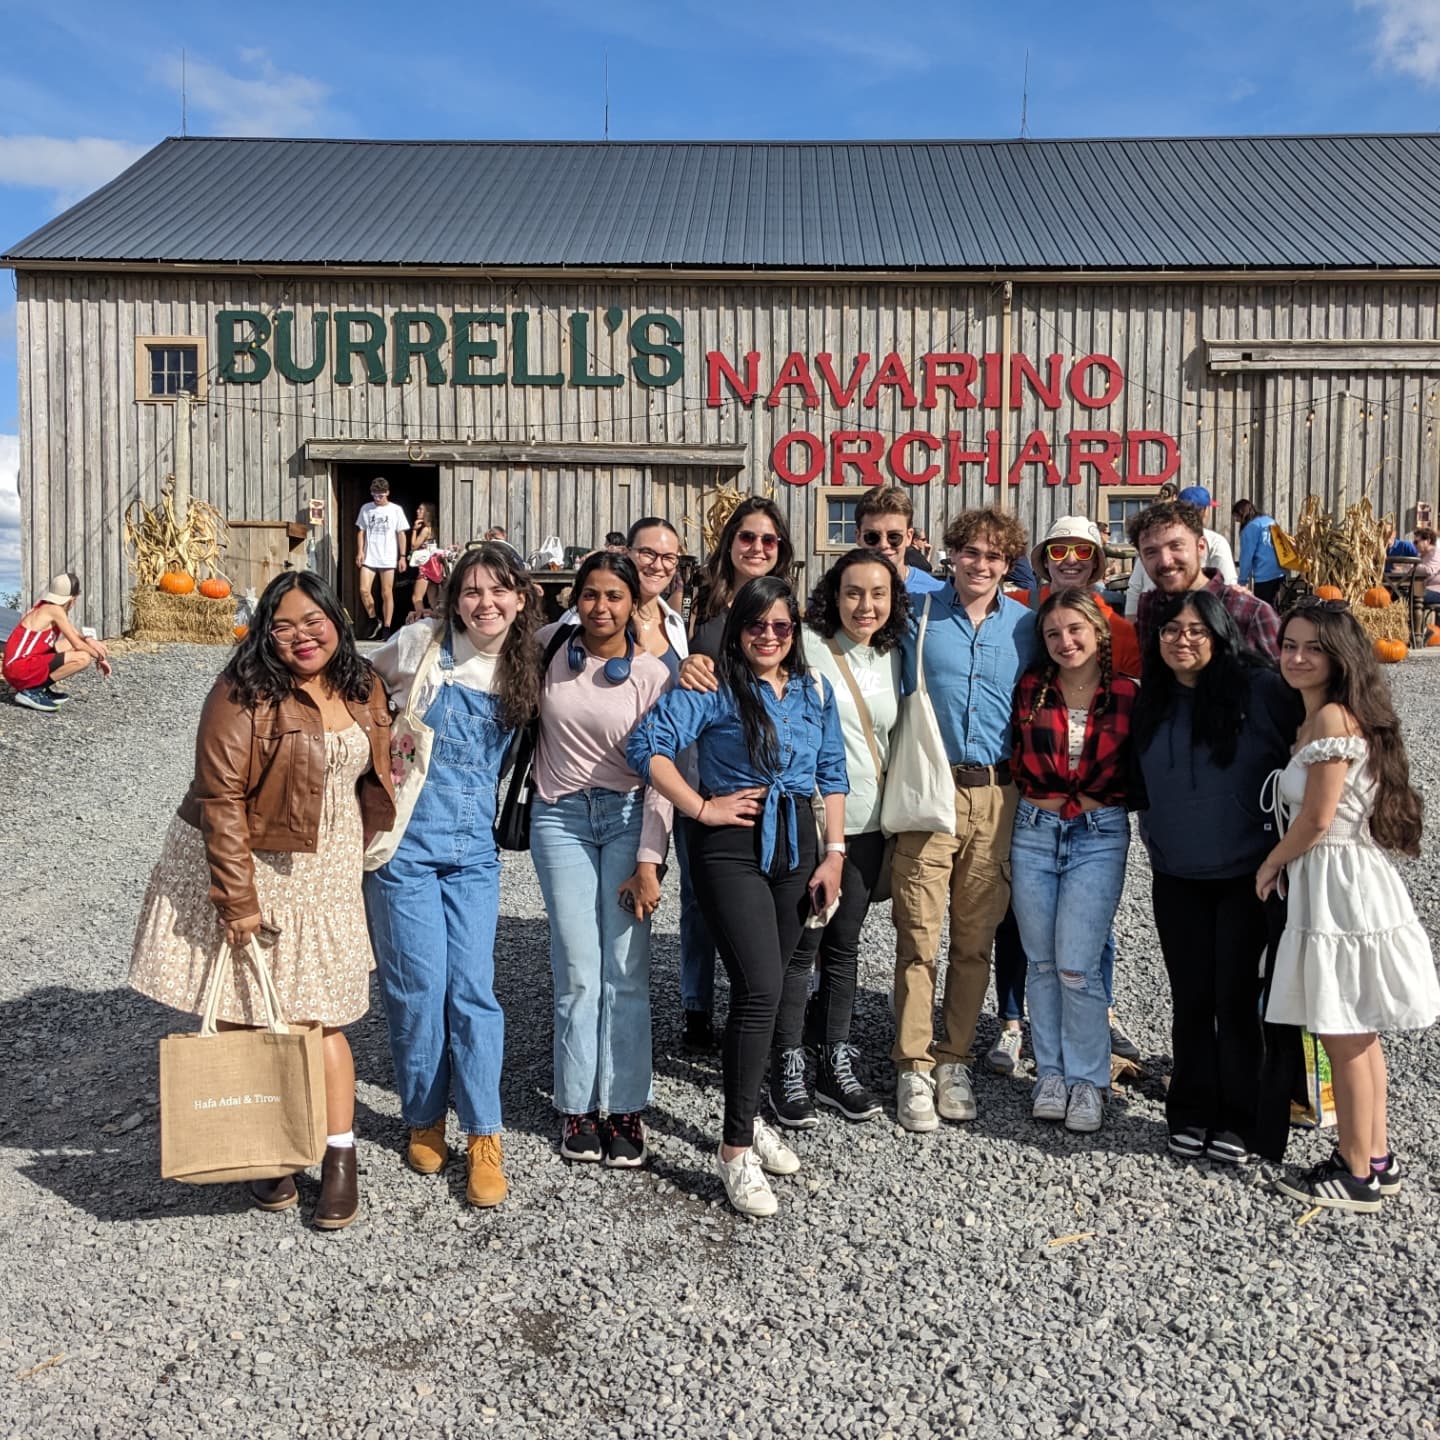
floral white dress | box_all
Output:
[1265,735,1440,1034]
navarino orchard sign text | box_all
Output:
[216,308,1180,488]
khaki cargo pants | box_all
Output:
[890,780,1018,1072]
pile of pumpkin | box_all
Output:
[1308,582,1411,663]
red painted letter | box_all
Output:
[706,350,761,407]
[862,353,919,409]
[888,430,942,485]
[1008,430,1062,487]
[772,431,825,486]
[814,352,870,408]
[1065,430,1124,487]
[922,354,979,409]
[1068,354,1125,410]
[946,430,1002,486]
[1126,430,1181,485]
[1010,353,1064,410]
[830,430,886,486]
[766,352,821,409]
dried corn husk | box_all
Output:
[124,479,226,588]
[1282,496,1390,607]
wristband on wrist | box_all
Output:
[825,842,846,854]
[696,799,708,822]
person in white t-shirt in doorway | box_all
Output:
[356,476,410,639]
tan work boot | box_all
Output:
[466,1133,508,1207]
[406,1121,449,1175]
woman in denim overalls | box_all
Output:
[365,544,542,1207]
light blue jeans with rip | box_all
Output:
[530,787,654,1116]
[1010,800,1130,1091]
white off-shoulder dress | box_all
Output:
[1265,735,1440,1035]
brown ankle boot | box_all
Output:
[407,1121,449,1175]
[247,1174,298,1212]
[312,1145,359,1230]
[466,1133,507,1207]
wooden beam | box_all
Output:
[302,438,749,469]
[1207,338,1440,372]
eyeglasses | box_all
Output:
[744,620,795,640]
[631,546,679,571]
[736,530,779,551]
[1045,542,1097,564]
[271,618,331,644]
[1158,623,1213,644]
[1292,595,1349,614]
[862,529,907,549]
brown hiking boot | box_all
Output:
[466,1133,507,1207]
[407,1121,449,1175]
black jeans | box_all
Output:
[777,829,889,1049]
[687,816,816,1147]
[1152,871,1298,1158]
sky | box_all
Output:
[3,0,1440,595]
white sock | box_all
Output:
[327,1131,355,1149]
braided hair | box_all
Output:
[1023,588,1113,724]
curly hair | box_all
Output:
[942,508,1028,563]
[1023,588,1113,725]
[1127,500,1204,550]
[717,576,809,770]
[803,549,909,654]
[1279,605,1423,855]
[223,571,373,709]
[441,543,544,730]
[693,496,794,624]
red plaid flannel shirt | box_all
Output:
[1010,670,1140,818]
[1136,572,1281,659]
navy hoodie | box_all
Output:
[1135,668,1298,880]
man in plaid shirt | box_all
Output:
[1130,501,1280,659]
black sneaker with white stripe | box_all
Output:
[815,1042,882,1122]
[1372,1152,1403,1197]
[1275,1150,1382,1213]
[768,1046,817,1129]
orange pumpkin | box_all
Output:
[1373,637,1407,664]
[1315,585,1345,601]
[199,577,232,600]
[159,571,195,595]
[233,624,249,641]
[1427,626,1440,648]
[1362,586,1392,609]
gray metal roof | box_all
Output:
[8,134,1440,272]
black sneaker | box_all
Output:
[1205,1130,1250,1165]
[1167,1126,1207,1160]
[683,1008,718,1052]
[815,1042,882,1122]
[603,1112,647,1169]
[1275,1150,1382,1213]
[768,1046,818,1129]
[42,685,70,706]
[1372,1153,1403,1197]
[559,1112,604,1162]
[1109,1020,1141,1064]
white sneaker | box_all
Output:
[751,1116,800,1176]
[1032,1074,1068,1122]
[935,1062,978,1122]
[1065,1080,1104,1134]
[986,1028,1024,1075]
[896,1071,939,1132]
[715,1144,777,1217]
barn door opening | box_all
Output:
[335,462,440,626]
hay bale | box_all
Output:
[1352,603,1409,645]
[129,586,236,644]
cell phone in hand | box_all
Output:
[619,891,637,915]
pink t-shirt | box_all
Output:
[533,625,674,863]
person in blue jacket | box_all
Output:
[627,575,849,1219]
[1232,499,1286,607]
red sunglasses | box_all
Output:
[744,620,794,640]
[737,530,779,550]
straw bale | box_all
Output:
[129,586,236,645]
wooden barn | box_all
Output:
[6,133,1440,636]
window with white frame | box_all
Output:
[134,336,207,402]
[1100,485,1163,547]
[815,486,865,555]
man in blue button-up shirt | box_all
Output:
[891,508,1038,1134]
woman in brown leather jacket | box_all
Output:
[130,572,395,1229]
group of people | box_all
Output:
[115,482,1437,1225]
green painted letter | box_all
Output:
[569,312,624,388]
[334,310,387,386]
[452,312,505,385]
[275,311,327,383]
[510,312,563,387]
[392,311,447,385]
[629,312,684,387]
[217,309,272,384]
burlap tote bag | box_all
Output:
[159,940,327,1184]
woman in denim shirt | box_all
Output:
[627,576,849,1218]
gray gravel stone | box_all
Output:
[1,643,1438,1437]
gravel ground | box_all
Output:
[2,644,1440,1439]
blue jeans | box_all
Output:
[530,788,653,1115]
[1010,801,1129,1090]
[994,912,1117,1019]
[673,815,717,1014]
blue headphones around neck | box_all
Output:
[568,627,634,684]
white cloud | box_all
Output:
[0,136,150,210]
[152,50,333,136]
[0,434,20,599]
[1358,0,1440,83]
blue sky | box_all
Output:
[3,0,1440,595]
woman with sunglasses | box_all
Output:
[1133,590,1303,1166]
[363,544,543,1209]
[628,577,849,1217]
[131,572,396,1228]
[531,552,673,1168]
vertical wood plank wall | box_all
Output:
[16,271,1440,636]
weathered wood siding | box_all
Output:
[16,271,1440,636]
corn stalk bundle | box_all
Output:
[1273,496,1388,606]
[685,481,775,554]
[124,479,227,586]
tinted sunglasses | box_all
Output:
[745,620,795,640]
[737,530,779,550]
[862,529,907,548]
[1045,542,1097,563]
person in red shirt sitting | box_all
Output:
[2,571,111,712]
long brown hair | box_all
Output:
[440,543,543,730]
[693,496,793,624]
[1279,606,1423,855]
[1023,587,1113,724]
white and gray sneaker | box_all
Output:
[935,1062,978,1122]
[750,1116,800,1176]
[1065,1080,1104,1134]
[715,1145,777,1218]
[986,1028,1024,1075]
[896,1071,939,1133]
[1032,1074,1069,1122]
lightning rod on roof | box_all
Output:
[1020,49,1029,140]
[604,51,610,141]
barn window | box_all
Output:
[134,336,208,402]
[1100,484,1163,547]
[815,486,865,555]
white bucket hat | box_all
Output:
[1032,517,1106,587]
